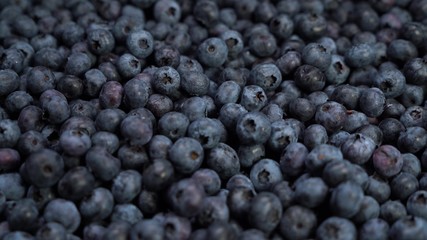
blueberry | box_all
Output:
[294,65,326,92]
[261,103,284,123]
[359,218,389,240]
[129,219,165,240]
[110,203,143,225]
[99,81,124,109]
[400,106,425,128]
[95,108,126,133]
[116,53,141,80]
[154,45,181,68]
[316,217,357,240]
[57,166,95,201]
[250,159,283,192]
[373,145,403,178]
[315,101,348,133]
[142,159,174,191]
[0,69,20,97]
[195,196,229,227]
[79,187,114,222]
[240,85,268,112]
[36,222,67,240]
[373,68,406,98]
[401,153,421,177]
[192,168,221,196]
[249,192,282,233]
[365,174,391,204]
[90,131,120,154]
[267,119,298,152]
[280,142,308,178]
[296,13,327,40]
[102,221,131,240]
[389,216,427,240]
[398,126,427,153]
[2,231,35,240]
[305,144,344,172]
[43,198,81,233]
[158,111,189,141]
[387,39,418,65]
[351,195,380,224]
[24,148,64,188]
[235,112,271,145]
[193,0,219,27]
[87,28,115,55]
[167,178,205,218]
[303,124,328,150]
[226,174,255,192]
[120,115,153,147]
[345,43,375,68]
[187,117,221,149]
[59,129,92,157]
[168,137,204,174]
[137,190,160,217]
[214,80,241,106]
[180,71,210,96]
[220,30,244,58]
[126,30,154,59]
[341,133,376,165]
[399,84,424,107]
[85,146,121,181]
[288,97,315,122]
[322,160,355,187]
[206,143,240,180]
[6,198,39,232]
[112,170,142,204]
[0,119,20,148]
[65,52,92,77]
[302,43,332,71]
[329,84,360,110]
[403,57,427,85]
[294,176,328,208]
[197,37,228,67]
[279,205,317,240]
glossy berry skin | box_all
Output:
[359,88,386,118]
[112,170,142,204]
[280,142,308,178]
[7,198,39,232]
[235,112,271,145]
[187,117,222,150]
[250,159,283,192]
[345,43,375,68]
[373,68,406,98]
[168,137,204,174]
[389,216,427,240]
[305,144,344,172]
[398,127,427,153]
[294,65,326,92]
[303,124,328,150]
[86,146,121,182]
[279,205,317,240]
[0,119,21,148]
[249,192,282,233]
[158,111,190,141]
[373,145,404,178]
[207,143,240,180]
[87,28,115,55]
[59,129,92,157]
[192,168,221,196]
[197,37,228,67]
[126,30,154,58]
[240,85,268,112]
[294,176,328,208]
[167,178,205,218]
[0,69,20,97]
[57,166,95,201]
[341,133,376,165]
[24,148,64,188]
[79,187,114,222]
[180,71,210,96]
[359,218,389,240]
[316,217,357,240]
[120,115,153,147]
[249,63,282,92]
[110,203,143,225]
[43,198,81,233]
[315,101,347,133]
[406,190,427,220]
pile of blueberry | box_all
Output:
[3,0,427,239]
